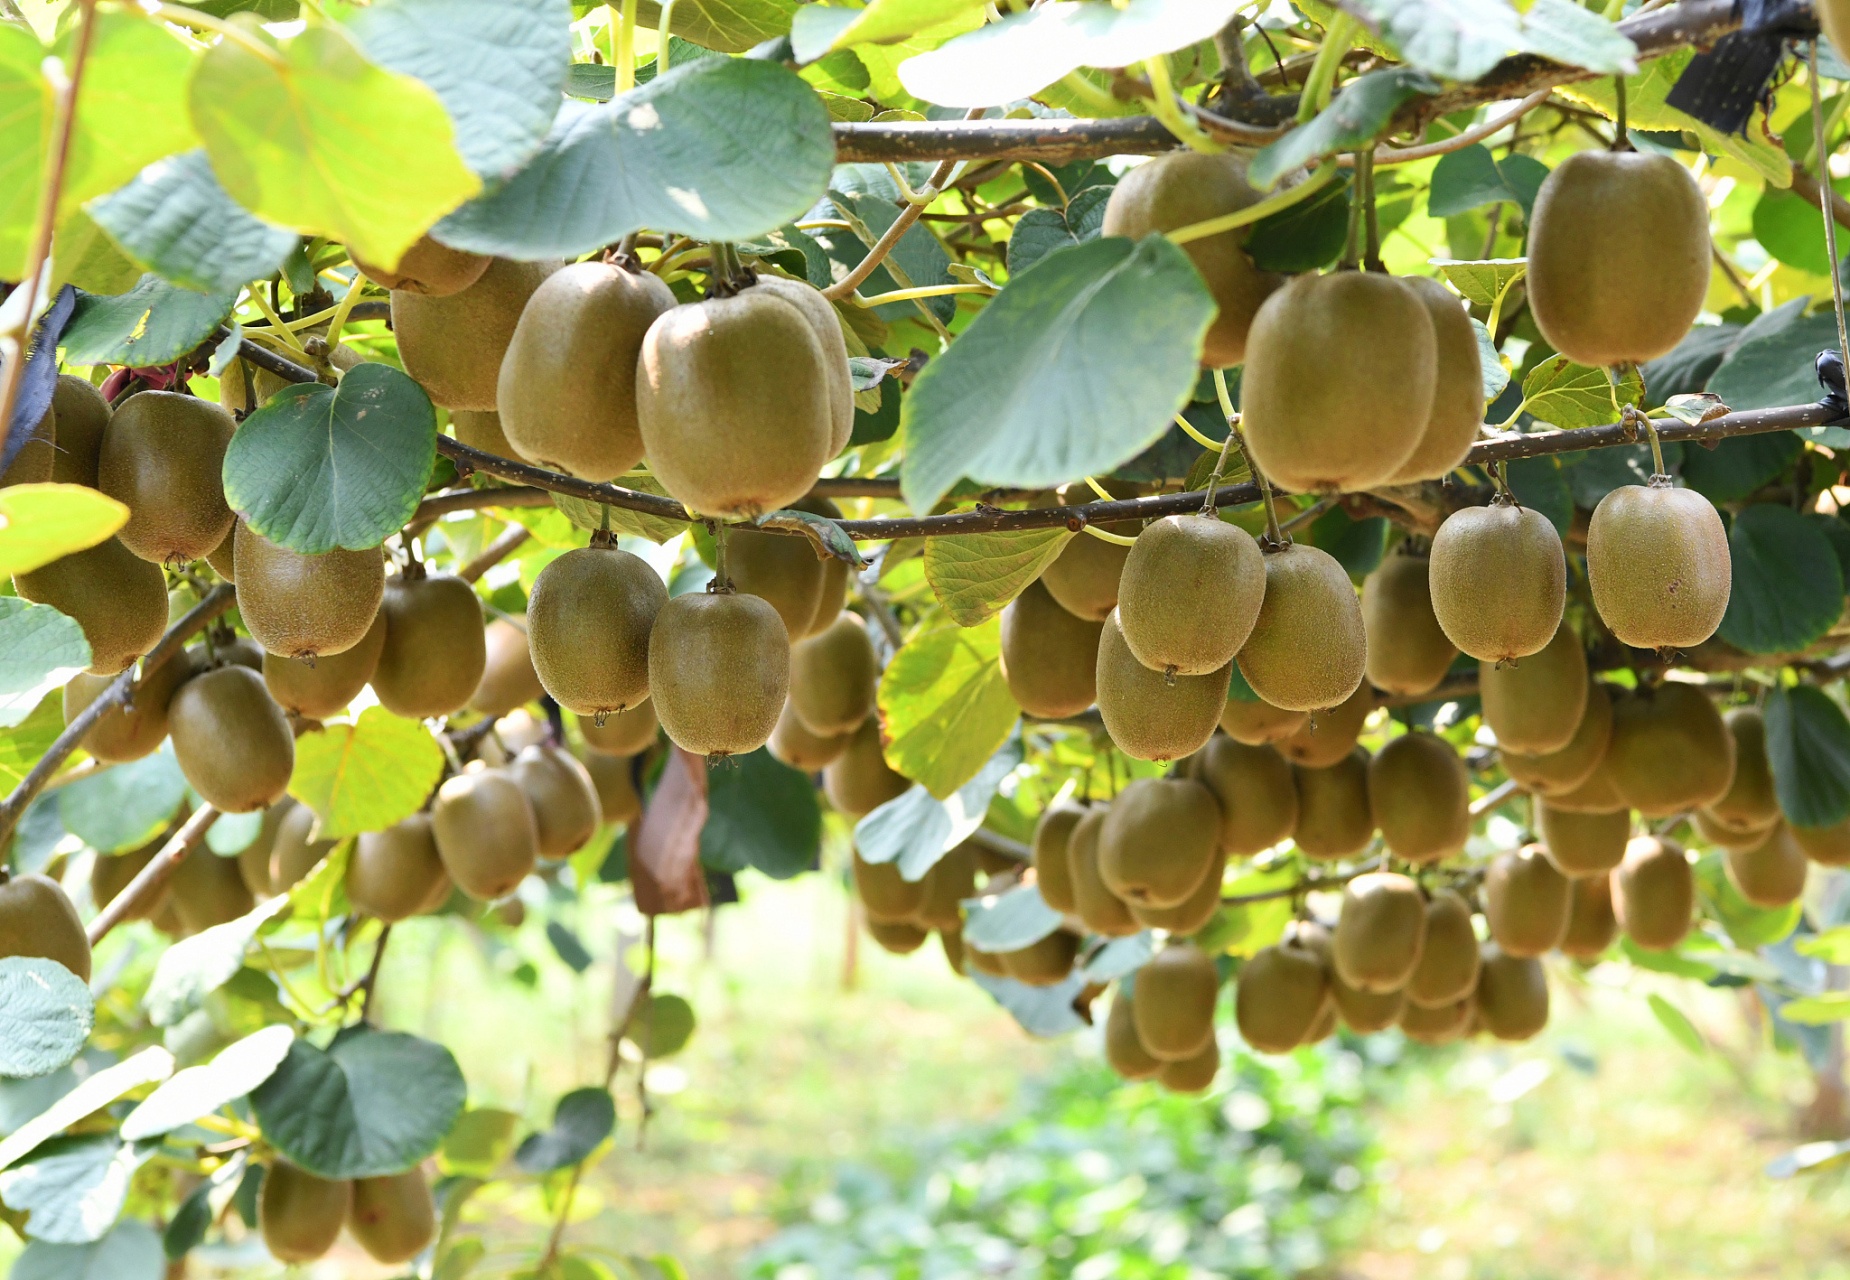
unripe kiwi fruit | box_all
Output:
[648,591,789,757]
[1333,971,1405,1034]
[1479,621,1589,755]
[0,872,92,980]
[788,613,877,737]
[1526,149,1709,366]
[14,537,167,675]
[1368,730,1469,864]
[1612,835,1694,950]
[1501,681,1613,798]
[1400,995,1473,1045]
[1586,478,1731,651]
[1097,777,1222,909]
[1132,942,1221,1060]
[1404,890,1479,1009]
[470,618,544,717]
[1067,806,1140,938]
[823,717,910,817]
[999,928,1081,986]
[768,700,851,771]
[1794,818,1850,867]
[580,750,641,827]
[912,844,978,933]
[260,1162,351,1263]
[97,391,236,565]
[1705,707,1780,835]
[1234,937,1329,1054]
[1195,736,1297,854]
[1560,872,1619,958]
[393,256,560,409]
[1606,682,1735,817]
[168,666,295,812]
[1291,748,1376,861]
[1384,276,1485,484]
[170,843,255,931]
[1242,272,1437,491]
[751,275,856,456]
[352,233,490,296]
[263,612,386,719]
[1159,1037,1221,1094]
[853,850,925,923]
[1278,682,1374,769]
[1427,500,1566,662]
[49,374,109,487]
[1104,986,1163,1080]
[1235,541,1366,713]
[1692,805,1775,850]
[576,703,658,757]
[1726,824,1808,908]
[1333,871,1426,993]
[1484,844,1572,957]
[1116,514,1264,676]
[1538,803,1631,877]
[63,646,193,763]
[372,572,488,720]
[512,744,603,858]
[1220,692,1308,745]
[1475,942,1550,1041]
[867,919,929,954]
[347,813,447,923]
[1030,798,1087,914]
[528,545,665,717]
[347,1169,436,1264]
[431,769,539,900]
[92,837,172,923]
[233,522,385,659]
[999,578,1103,718]
[0,405,53,487]
[270,804,337,891]
[1361,546,1457,697]
[1096,611,1230,762]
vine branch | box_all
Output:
[87,804,221,945]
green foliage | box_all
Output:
[287,705,446,838]
[87,150,298,294]
[922,524,1073,627]
[0,600,89,729]
[962,883,1062,952]
[1520,356,1641,431]
[877,620,1017,799]
[1252,68,1438,189]
[514,1087,616,1173]
[58,746,187,854]
[143,896,292,1028]
[1716,504,1845,655]
[60,275,237,366]
[0,958,94,1080]
[700,747,821,879]
[1427,143,1549,218]
[1765,685,1850,830]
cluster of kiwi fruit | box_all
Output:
[258,1160,435,1267]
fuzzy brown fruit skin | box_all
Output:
[431,769,539,900]
[15,537,167,675]
[98,391,236,564]
[1501,681,1613,798]
[1133,943,1221,1061]
[450,409,516,460]
[580,751,641,827]
[1097,778,1222,909]
[1428,500,1566,662]
[234,522,385,659]
[1560,873,1619,958]
[1195,736,1298,854]
[1067,806,1140,938]
[1544,765,1629,815]
[263,612,385,719]
[1691,806,1775,851]
[1242,272,1437,492]
[1368,730,1469,864]
[1400,996,1474,1045]
[0,873,92,981]
[576,704,658,757]
[1096,611,1230,762]
[528,546,665,717]
[788,614,877,737]
[1526,149,1710,366]
[260,1162,351,1264]
[497,261,676,480]
[1038,528,1136,624]
[1538,803,1631,878]
[853,851,925,922]
[1235,542,1366,713]
[648,591,790,757]
[470,618,545,718]
[1385,275,1485,484]
[353,233,490,296]
[1277,682,1374,769]
[372,573,488,720]
[999,578,1102,718]
[171,843,255,931]
[64,646,193,763]
[1291,748,1376,861]
[1130,848,1227,935]
[1235,938,1329,1054]
[512,744,603,858]
[394,257,560,410]
[938,925,966,975]
[1220,693,1307,745]
[50,374,109,487]
[999,928,1080,986]
[1794,818,1850,867]
[1586,479,1731,651]
[1725,824,1808,908]
[348,813,448,923]
[1479,622,1589,755]
[271,804,337,891]
[168,666,294,812]
[0,405,53,487]
[752,275,856,456]
[823,717,910,817]
[1101,151,1283,367]
[637,288,834,518]
[1605,682,1735,817]
[1333,872,1427,993]
[1116,514,1265,675]
[768,700,851,771]
[725,496,844,640]
[1825,0,1850,64]
[1405,891,1479,1009]
[1475,943,1550,1041]
[1105,987,1164,1080]
[347,1169,437,1264]
[1031,798,1087,914]
[1706,706,1780,836]
[92,838,172,922]
[1159,1037,1220,1093]
[1485,844,1572,957]
[867,919,929,954]
[1612,835,1695,951]
[1333,971,1406,1033]
[1361,548,1457,697]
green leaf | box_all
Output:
[48,210,145,298]
[1427,143,1549,218]
[1774,992,1850,1025]
[0,700,66,792]
[0,958,94,1080]
[1428,256,1525,306]
[626,992,695,1057]
[798,0,985,57]
[0,1047,172,1172]
[435,59,833,258]
[250,1027,466,1178]
[1518,0,1639,73]
[631,0,804,52]
[877,619,1018,799]
[1504,455,1573,536]
[1082,932,1154,982]
[1219,866,1295,958]
[753,508,865,568]
[1356,0,1634,82]
[1470,317,1511,403]
[1646,992,1706,1053]
[1752,181,1850,276]
[1521,355,1640,430]
[1717,504,1844,655]
[699,747,821,879]
[189,23,480,268]
[119,1026,294,1141]
[205,809,265,855]
[60,275,238,366]
[0,1134,151,1244]
[1620,935,1717,979]
[1766,684,1850,829]
[0,24,51,279]
[966,969,1088,1037]
[1707,301,1842,412]
[10,1221,164,1280]
[1005,186,1111,278]
[1678,432,1802,504]
[0,600,89,729]
[821,180,956,322]
[1640,322,1740,408]
[439,1107,520,1178]
[922,526,1074,628]
[143,896,293,1028]
[1250,67,1439,190]
[1306,505,1387,579]
[288,706,445,839]
[513,1087,614,1173]
[855,733,1023,878]
[87,150,298,294]
[553,480,690,545]
[899,235,1214,515]
[962,884,1062,953]
[58,746,188,854]
[1244,172,1353,273]
[1799,926,1850,964]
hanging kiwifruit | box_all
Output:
[938,925,966,975]
[0,402,53,487]
[1131,848,1227,935]
[1526,149,1709,366]
[1278,683,1375,770]
[233,522,385,659]
[576,703,659,757]
[168,666,294,812]
[204,529,236,582]
[1384,276,1485,484]
[96,391,235,565]
[1368,730,1469,864]
[1704,706,1780,837]
[431,769,539,900]
[1068,806,1140,937]
[1824,0,1850,67]
[823,717,910,817]
[723,496,842,639]
[999,928,1082,986]
[347,813,448,923]
[1586,479,1731,651]
[1479,621,1589,756]
[1333,970,1406,1034]
[1195,736,1298,854]
[788,613,877,737]
[1612,834,1694,951]
[352,233,490,296]
[1097,777,1222,909]
[1400,995,1473,1045]
[1605,682,1735,817]
[1158,1037,1221,1094]
[1361,546,1458,697]
[450,409,516,459]
[1241,272,1437,491]
[913,844,978,933]
[1404,891,1479,1009]
[14,537,167,675]
[1235,541,1367,713]
[1427,499,1566,662]
[270,804,337,891]
[1132,942,1221,1060]
[260,1162,351,1264]
[512,745,603,858]
[1234,934,1329,1053]
[372,570,489,720]
[580,751,640,827]
[1794,818,1850,867]
[1031,798,1087,913]
[867,919,929,954]
[470,618,545,718]
[347,1169,436,1265]
[528,544,666,718]
[497,261,675,480]
[1038,483,1140,621]
[1502,681,1613,798]
[1220,692,1308,745]
[263,613,386,720]
[0,872,92,980]
[394,256,560,409]
[211,635,265,673]
[751,275,856,456]
[1096,611,1230,762]
[1545,763,1629,815]
[1291,748,1376,861]
[49,374,109,487]
[1692,806,1775,851]
[853,851,925,922]
[92,836,173,923]
[1475,942,1550,1041]
[1484,844,1571,957]
[170,843,255,931]
[1333,872,1426,993]
[1537,802,1631,877]
[63,647,193,763]
[1301,1002,1339,1046]
[1116,514,1265,676]
[1725,824,1808,909]
[768,700,851,771]
[1104,984,1164,1080]
[234,803,289,899]
[999,578,1103,718]
[649,590,789,757]
[1559,872,1619,958]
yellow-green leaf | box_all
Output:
[1521,355,1642,431]
[878,618,1019,799]
[289,706,444,839]
[922,525,1072,627]
[59,9,200,222]
[0,697,64,791]
[0,483,129,579]
[0,22,52,280]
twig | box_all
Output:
[1469,777,1522,817]
[822,109,983,303]
[409,485,553,528]
[356,924,392,1025]
[86,806,221,944]
[458,526,531,584]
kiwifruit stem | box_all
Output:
[713,522,731,590]
[1812,40,1850,377]
[1359,149,1382,272]
[1611,74,1631,151]
[1198,423,1240,514]
[1297,13,1357,125]
[1339,152,1364,271]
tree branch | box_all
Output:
[458,526,530,584]
[86,804,220,945]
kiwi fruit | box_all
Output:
[1278,682,1374,769]
[751,275,856,456]
[999,578,1103,718]
[1502,681,1613,798]
[92,836,172,922]
[1404,890,1479,1009]
[1794,818,1850,867]
[1234,936,1330,1053]
[1301,1002,1339,1045]
[1586,479,1731,651]
[49,374,109,486]
[1132,943,1221,1060]
[1400,995,1473,1045]
[1158,1037,1220,1093]
[725,497,845,639]
[1235,541,1367,713]
[394,256,560,410]
[853,851,926,922]
[648,591,790,757]
[1526,150,1709,366]
[913,845,978,932]
[868,919,929,954]
[1104,985,1164,1080]
[431,769,539,900]
[1705,706,1780,836]
[372,572,488,720]
[1195,736,1298,854]
[347,1169,436,1265]
[64,646,193,762]
[168,666,295,812]
[1368,730,1470,863]
[1427,500,1566,662]
[1538,803,1631,877]
[577,703,659,757]
[469,618,545,717]
[1484,844,1571,957]
[1606,683,1735,817]
[204,529,236,581]
[938,925,966,975]
[97,391,236,564]
[0,404,54,486]
[1096,610,1231,761]
[1475,942,1550,1041]
[352,234,490,296]
[1612,835,1695,951]
[1691,805,1775,851]
[1039,499,1138,622]
[1242,272,1437,491]
[788,613,877,737]
[1097,777,1222,908]
[497,261,676,480]
[1725,824,1808,908]
[808,537,852,641]
[1130,848,1227,935]
[15,537,167,675]
[768,700,852,771]
[999,928,1081,986]
[347,813,447,923]
[210,635,265,673]
[263,612,386,719]
[1559,873,1619,959]
[1545,763,1629,815]
[1479,623,1589,757]
[1361,546,1457,697]
[1068,806,1140,937]
[450,409,516,457]
[1220,693,1308,745]
[170,844,255,931]
[1116,514,1265,676]
[0,872,92,980]
[963,935,1006,976]
[1030,798,1086,913]
[823,717,910,817]
[1333,971,1406,1033]
[259,1162,351,1263]
[580,751,641,826]
[1101,151,1282,367]
[1824,0,1850,64]
[233,522,385,659]
[512,744,603,858]
[1384,276,1485,484]
[1333,872,1426,993]
[1291,748,1376,861]
[270,804,337,891]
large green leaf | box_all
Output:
[962,884,1062,953]
[792,0,985,59]
[58,746,188,854]
[435,59,833,259]
[1706,302,1842,413]
[0,1048,172,1171]
[1753,181,1850,276]
[1716,504,1843,655]
[854,734,1022,881]
[966,969,1088,1037]
[0,1134,151,1244]
[1356,0,1632,81]
[899,235,1214,515]
[0,699,66,792]
[1429,256,1525,307]
[699,747,821,879]
[1677,432,1803,504]
[877,619,1019,799]
[60,275,238,366]
[0,600,89,729]
[1693,852,1801,950]
[288,706,445,839]
[1521,355,1641,430]
[1766,685,1850,829]
[0,24,50,279]
[632,0,804,52]
[553,481,690,544]
[512,1087,614,1174]
[87,151,298,294]
[825,179,955,322]
[1005,185,1110,278]
[9,1218,163,1280]
[922,526,1073,627]
[1640,323,1740,408]
[49,210,145,297]
[1427,143,1549,218]
[1252,67,1439,190]
[0,485,128,580]
[143,896,293,1028]
[0,958,94,1080]
[1245,173,1353,273]
[119,1026,294,1141]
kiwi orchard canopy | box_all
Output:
[6,0,1850,1271]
